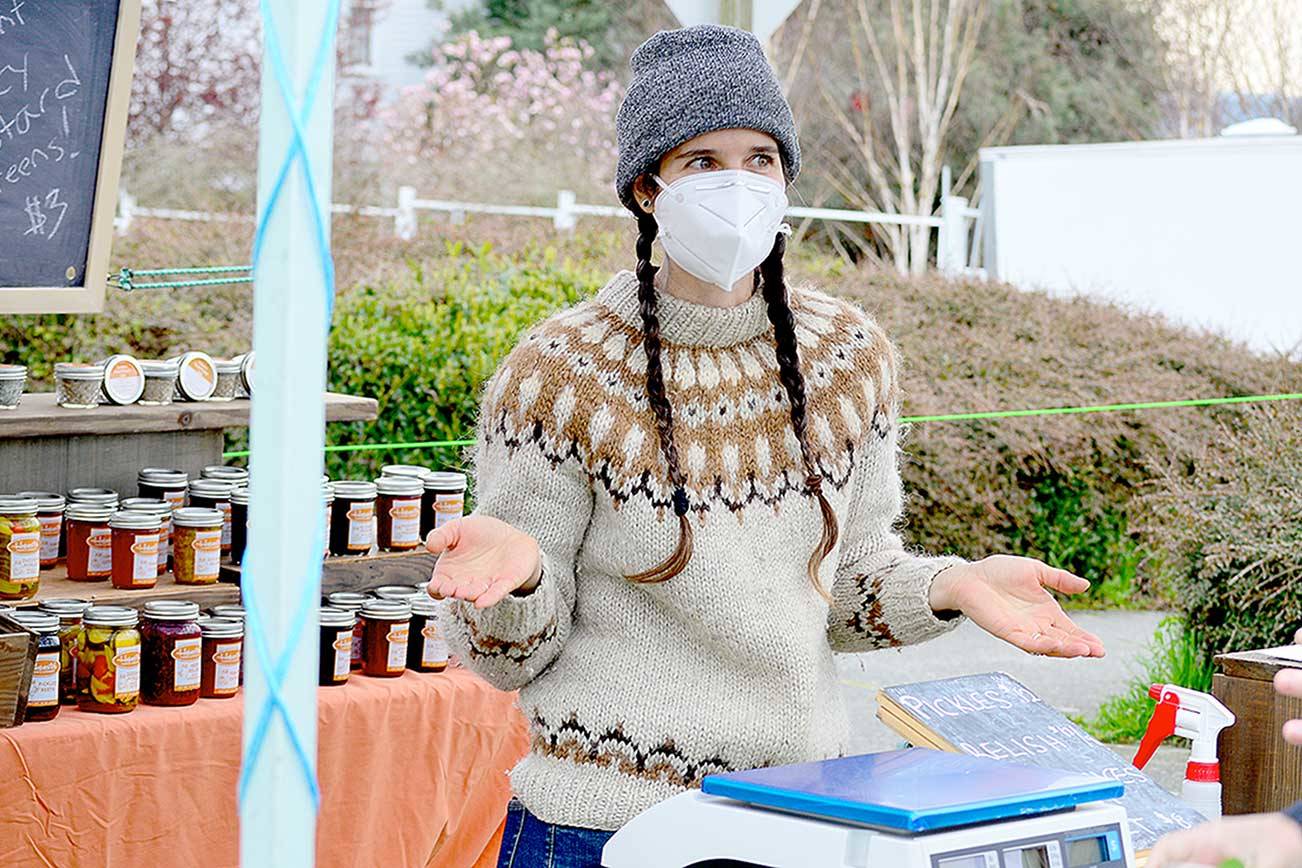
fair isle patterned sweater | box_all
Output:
[444,270,965,831]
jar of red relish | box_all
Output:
[197,616,243,699]
[121,498,173,573]
[408,595,449,673]
[140,600,202,706]
[16,491,65,570]
[376,476,423,552]
[329,481,376,556]
[209,605,245,684]
[319,606,355,686]
[326,591,366,669]
[64,503,113,581]
[109,511,161,590]
[360,599,410,678]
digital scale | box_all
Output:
[602,748,1136,868]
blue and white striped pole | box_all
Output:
[241,1,339,864]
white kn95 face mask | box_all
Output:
[652,170,791,291]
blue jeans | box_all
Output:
[496,799,615,868]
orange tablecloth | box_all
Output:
[0,667,528,867]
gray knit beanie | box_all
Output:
[615,24,801,212]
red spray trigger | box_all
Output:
[1133,684,1178,770]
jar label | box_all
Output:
[104,359,144,403]
[38,514,62,562]
[6,532,40,581]
[88,527,112,575]
[192,529,222,579]
[351,622,364,665]
[131,533,160,582]
[386,624,409,672]
[213,642,241,693]
[421,622,449,667]
[180,357,215,398]
[162,489,186,511]
[347,503,375,549]
[172,637,202,690]
[389,498,421,545]
[332,632,351,680]
[114,648,141,698]
[433,493,464,529]
[157,520,172,568]
[29,652,60,706]
[219,501,233,548]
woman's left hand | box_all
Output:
[928,555,1107,659]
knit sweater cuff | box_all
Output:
[877,555,968,644]
[453,551,561,650]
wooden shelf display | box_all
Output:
[15,564,241,610]
[222,549,436,597]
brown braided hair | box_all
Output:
[625,207,838,597]
[625,209,694,583]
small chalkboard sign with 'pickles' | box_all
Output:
[0,1,141,313]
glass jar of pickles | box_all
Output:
[319,607,355,687]
[189,478,235,554]
[64,503,113,581]
[137,467,188,511]
[109,511,160,590]
[77,606,142,714]
[359,599,411,678]
[39,598,91,705]
[122,498,173,573]
[141,601,202,707]
[198,616,243,699]
[325,591,366,670]
[0,496,42,600]
[376,476,423,552]
[172,507,223,584]
[13,611,61,721]
[408,595,449,673]
[17,492,65,570]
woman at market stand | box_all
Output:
[426,24,1107,867]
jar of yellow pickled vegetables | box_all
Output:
[0,496,43,600]
[76,606,142,714]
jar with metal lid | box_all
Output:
[0,496,42,600]
[99,354,145,405]
[322,482,335,559]
[169,351,218,401]
[229,486,249,566]
[38,599,91,704]
[171,507,224,584]
[138,467,189,511]
[421,471,467,540]
[319,607,355,686]
[380,464,431,481]
[109,510,160,590]
[189,478,235,553]
[201,465,249,486]
[68,488,120,509]
[408,596,449,673]
[140,600,202,706]
[211,359,242,401]
[325,591,366,669]
[54,362,105,409]
[360,599,411,678]
[329,481,377,556]
[13,611,61,721]
[77,606,141,713]
[122,498,173,572]
[373,585,422,602]
[198,617,243,698]
[209,604,245,684]
[375,476,423,552]
[238,351,255,397]
[64,503,113,581]
[16,491,65,570]
[139,360,180,405]
[0,363,27,409]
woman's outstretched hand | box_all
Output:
[425,515,541,609]
[928,555,1107,659]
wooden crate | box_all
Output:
[0,612,37,728]
[1214,650,1302,815]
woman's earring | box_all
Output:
[642,199,652,210]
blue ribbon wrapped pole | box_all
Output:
[240,1,339,865]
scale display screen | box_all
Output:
[1067,835,1106,865]
[1014,845,1051,868]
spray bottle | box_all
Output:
[1133,683,1236,819]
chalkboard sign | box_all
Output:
[0,0,141,313]
[878,672,1206,854]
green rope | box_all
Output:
[219,391,1302,460]
[112,265,253,292]
[131,265,251,276]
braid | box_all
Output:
[759,233,838,600]
[626,210,694,583]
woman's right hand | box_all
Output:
[424,515,542,609]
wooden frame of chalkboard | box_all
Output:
[0,0,142,313]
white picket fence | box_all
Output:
[115,186,983,275]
